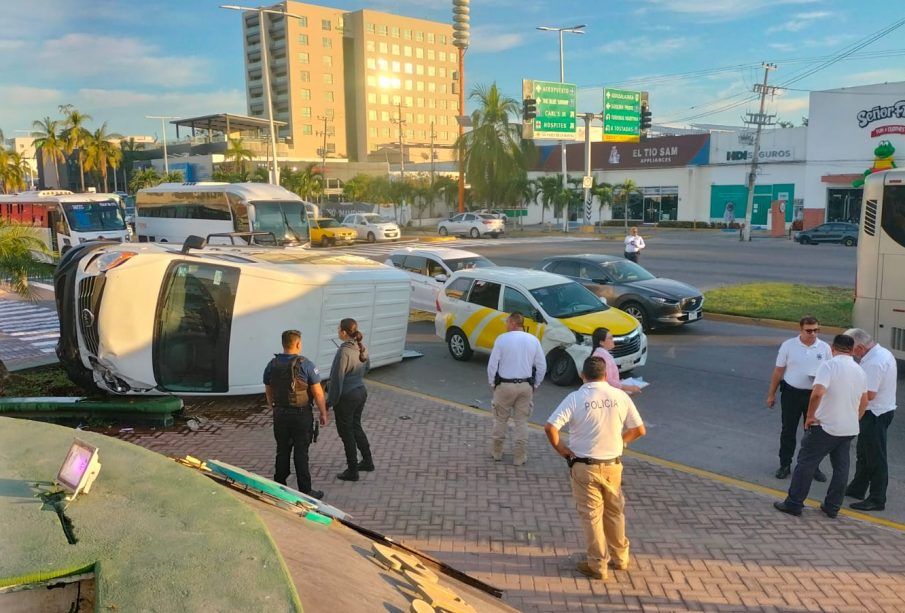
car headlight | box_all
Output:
[650,296,679,305]
[86,251,138,274]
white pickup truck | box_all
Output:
[342,213,401,242]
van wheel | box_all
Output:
[622,301,649,332]
[446,328,473,361]
[548,349,578,386]
[367,232,376,243]
[321,236,330,247]
[439,227,449,236]
[470,227,480,238]
[842,236,855,247]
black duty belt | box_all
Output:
[568,456,621,467]
[498,377,531,384]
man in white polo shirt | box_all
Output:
[545,357,646,581]
[487,312,547,465]
[845,328,898,512]
[766,316,831,481]
[774,334,867,518]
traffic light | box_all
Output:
[523,97,537,121]
[640,103,652,131]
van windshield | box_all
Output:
[62,200,126,232]
[530,281,607,319]
[251,201,309,245]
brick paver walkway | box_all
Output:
[110,384,905,612]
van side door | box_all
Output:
[464,280,504,350]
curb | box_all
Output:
[704,312,847,335]
[417,236,458,243]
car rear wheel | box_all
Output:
[548,349,578,386]
[320,236,330,247]
[470,227,480,238]
[622,301,650,332]
[439,227,449,236]
[367,232,376,243]
[799,236,811,245]
[446,328,473,361]
[842,236,855,247]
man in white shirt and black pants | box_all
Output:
[766,316,831,481]
[845,328,898,512]
[487,312,547,466]
[623,227,645,263]
[545,356,646,581]
[774,334,867,518]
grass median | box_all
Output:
[703,283,853,329]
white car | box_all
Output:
[478,208,508,222]
[438,213,505,238]
[341,213,401,242]
[385,246,495,312]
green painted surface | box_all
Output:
[0,417,301,611]
[603,88,642,142]
[529,80,577,139]
[710,184,795,225]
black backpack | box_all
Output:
[269,356,310,408]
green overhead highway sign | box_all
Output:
[603,88,642,143]
[522,79,578,140]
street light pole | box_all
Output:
[537,24,585,232]
[453,0,470,214]
[145,115,179,176]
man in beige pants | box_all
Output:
[487,312,547,465]
[545,357,646,580]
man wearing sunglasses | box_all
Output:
[766,316,832,481]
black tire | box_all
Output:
[320,236,330,248]
[547,349,578,386]
[622,301,650,332]
[446,328,473,361]
[799,236,811,245]
[439,227,449,236]
[469,227,480,238]
[367,232,376,243]
[842,237,855,247]
[491,233,500,239]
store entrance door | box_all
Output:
[827,188,862,223]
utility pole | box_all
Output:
[392,102,406,181]
[453,0,470,214]
[317,114,329,202]
[429,121,436,188]
[581,113,595,226]
[145,115,179,176]
[741,63,779,242]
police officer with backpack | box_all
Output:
[264,329,329,499]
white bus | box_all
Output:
[0,190,130,257]
[135,182,318,246]
[853,169,905,361]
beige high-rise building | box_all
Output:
[240,2,459,166]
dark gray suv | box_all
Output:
[796,222,858,246]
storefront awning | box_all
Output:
[821,173,862,184]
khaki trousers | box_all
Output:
[570,461,630,575]
[490,382,533,444]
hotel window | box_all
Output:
[300,88,311,99]
[416,64,424,75]
[392,44,400,55]
[416,81,424,92]
[415,47,424,59]
[324,91,334,101]
[298,34,308,45]
[337,16,343,32]
[378,24,387,35]
[403,29,412,40]
[404,79,413,90]
[392,61,400,72]
[416,97,424,108]
[404,45,412,57]
[450,54,456,63]
[367,75,376,86]
[381,111,389,121]
[404,63,413,74]
[392,94,401,105]
[439,67,446,78]
[379,42,388,53]
[428,82,436,93]
[323,73,333,84]
[321,19,331,31]
[427,33,435,43]
[405,96,413,106]
[439,84,447,94]
[323,55,332,67]
[427,98,435,108]
[325,108,334,119]
[439,51,446,62]
[298,16,308,27]
[391,26,399,38]
[367,58,376,69]
[377,58,388,70]
[427,49,435,60]
[451,100,459,110]
[439,34,446,44]
[438,115,447,125]
[382,127,391,137]
[300,107,312,118]
[441,131,449,140]
[303,124,313,135]
[322,37,331,48]
[438,100,446,109]
[366,23,375,34]
[415,31,424,41]
[369,127,377,137]
[406,128,413,139]
[298,52,309,64]
[367,92,377,104]
[299,70,310,82]
[405,112,413,122]
[366,40,375,52]
[368,110,377,120]
[326,143,336,153]
[380,93,389,104]
[427,66,436,77]
[417,114,425,124]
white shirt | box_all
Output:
[812,355,866,437]
[547,381,643,459]
[860,344,898,416]
[624,234,645,254]
[487,330,547,387]
[776,336,831,390]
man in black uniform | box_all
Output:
[264,329,329,499]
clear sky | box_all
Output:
[2,0,904,142]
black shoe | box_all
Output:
[773,501,802,516]
[813,468,827,483]
[337,469,359,482]
[845,488,865,500]
[850,499,885,512]
[819,504,838,519]
[357,460,375,472]
[305,489,324,500]
[774,465,791,479]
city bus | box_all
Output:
[853,169,905,361]
[0,190,130,257]
[135,182,318,246]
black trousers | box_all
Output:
[333,386,371,472]
[624,252,639,263]
[785,426,853,512]
[848,411,895,504]
[779,382,812,467]
[273,406,314,494]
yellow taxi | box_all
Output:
[309,217,356,247]
[435,267,647,385]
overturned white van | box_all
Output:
[55,239,411,395]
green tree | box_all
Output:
[282,163,323,201]
[342,173,374,202]
[83,122,119,192]
[225,138,254,174]
[614,179,641,232]
[128,168,162,192]
[591,180,614,220]
[535,175,564,224]
[119,138,141,192]
[433,175,458,216]
[0,148,29,194]
[0,217,50,296]
[60,106,93,193]
[458,82,529,208]
[162,171,184,183]
[31,116,67,189]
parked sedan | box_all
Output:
[385,246,495,312]
[341,213,401,242]
[536,254,703,332]
[309,218,357,247]
[796,222,858,246]
[438,212,505,238]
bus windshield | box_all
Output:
[62,200,127,232]
[251,200,309,245]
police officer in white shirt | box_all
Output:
[487,312,547,466]
[545,356,646,581]
[774,334,867,518]
[845,328,898,512]
[623,227,645,263]
[766,316,831,481]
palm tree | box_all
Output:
[0,217,50,296]
[60,106,93,192]
[31,116,66,189]
[614,179,641,232]
[433,175,458,216]
[225,138,255,174]
[128,168,162,192]
[342,173,373,202]
[119,137,140,191]
[0,148,29,194]
[535,175,562,224]
[82,123,119,192]
[282,163,323,201]
[591,180,614,221]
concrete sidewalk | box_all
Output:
[107,383,905,612]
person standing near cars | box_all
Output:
[591,328,642,395]
[545,356,646,580]
[623,227,645,263]
[328,318,374,482]
[264,329,329,499]
[487,312,547,466]
[844,328,897,512]
[766,316,831,482]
